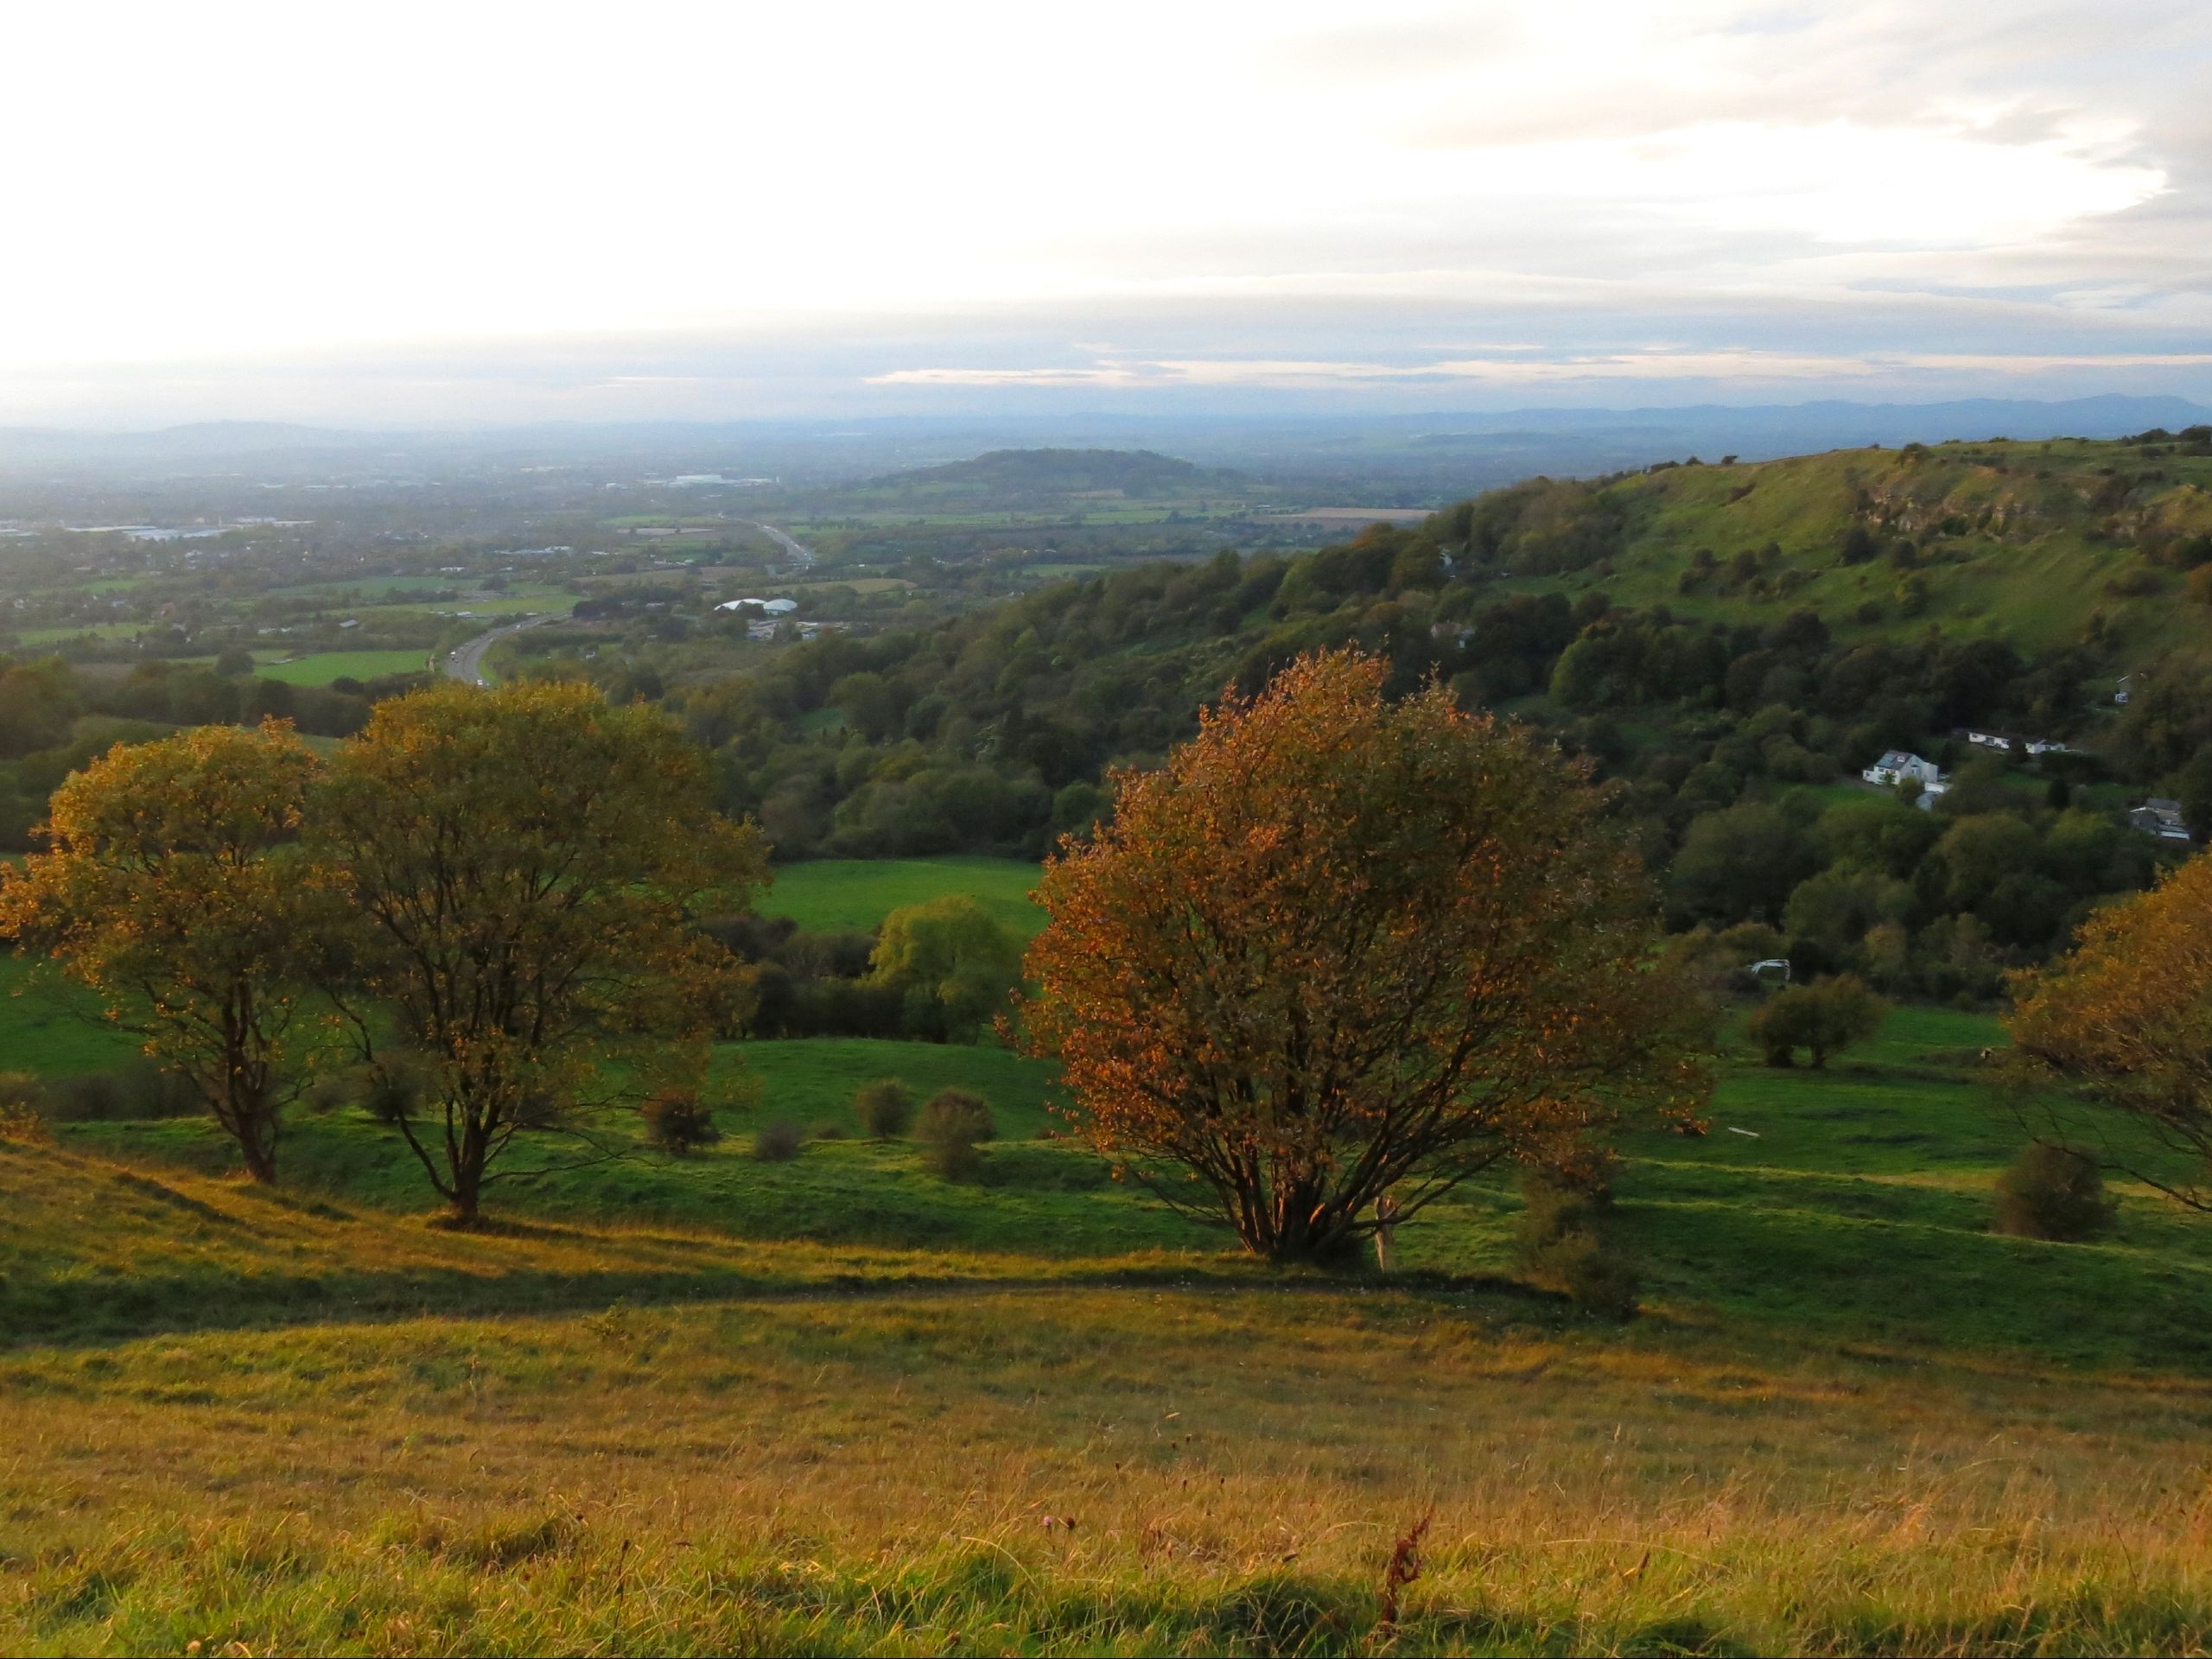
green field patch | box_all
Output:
[767,856,1044,937]
[257,650,429,685]
[0,953,143,1077]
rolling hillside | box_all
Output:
[1442,431,2212,658]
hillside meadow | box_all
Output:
[762,855,1046,938]
[8,858,2212,1653]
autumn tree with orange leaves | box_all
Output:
[0,721,335,1182]
[1017,650,1710,1264]
[2008,851,2212,1210]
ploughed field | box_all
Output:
[5,860,2212,1655]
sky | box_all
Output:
[5,0,2209,426]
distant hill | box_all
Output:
[866,448,1255,502]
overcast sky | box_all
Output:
[7,0,2209,425]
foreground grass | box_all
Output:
[4,1186,2209,1656]
[13,1002,2212,1651]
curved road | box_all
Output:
[735,520,816,569]
[445,614,556,685]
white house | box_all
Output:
[1864,750,1950,811]
[1957,727,2074,757]
[1862,750,1942,788]
[715,596,799,616]
[2129,798,2192,843]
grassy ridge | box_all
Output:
[1496,438,2212,658]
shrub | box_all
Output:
[852,1077,916,1141]
[1516,1163,1638,1319]
[0,1072,49,1145]
[305,1072,354,1116]
[918,1086,995,1180]
[918,1087,995,1145]
[641,1091,721,1156]
[1746,974,1889,1068]
[362,1060,426,1124]
[752,1119,804,1162]
[42,1060,196,1122]
[923,1135,982,1182]
[810,1120,848,1141]
[1993,1141,2115,1242]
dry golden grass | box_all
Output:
[8,1144,2212,1654]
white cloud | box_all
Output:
[0,0,2201,417]
[874,347,2212,391]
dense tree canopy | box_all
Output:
[1020,650,1711,1263]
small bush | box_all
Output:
[752,1119,804,1162]
[918,1087,995,1181]
[0,1072,50,1145]
[810,1120,848,1141]
[1516,1163,1638,1319]
[304,1073,353,1116]
[852,1077,915,1141]
[362,1060,427,1124]
[1993,1141,2115,1242]
[918,1087,996,1145]
[641,1092,721,1156]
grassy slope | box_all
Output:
[10,1033,2212,1653]
[765,856,1046,938]
[1491,438,2212,662]
[48,1011,2212,1370]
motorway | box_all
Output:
[735,521,816,569]
[444,614,556,685]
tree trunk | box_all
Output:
[447,1120,488,1226]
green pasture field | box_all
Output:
[12,999,2212,1652]
[766,855,1045,938]
[51,1004,2212,1368]
[0,953,142,1076]
[256,649,431,685]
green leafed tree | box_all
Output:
[866,893,1023,1042]
[310,681,768,1224]
[0,721,335,1181]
